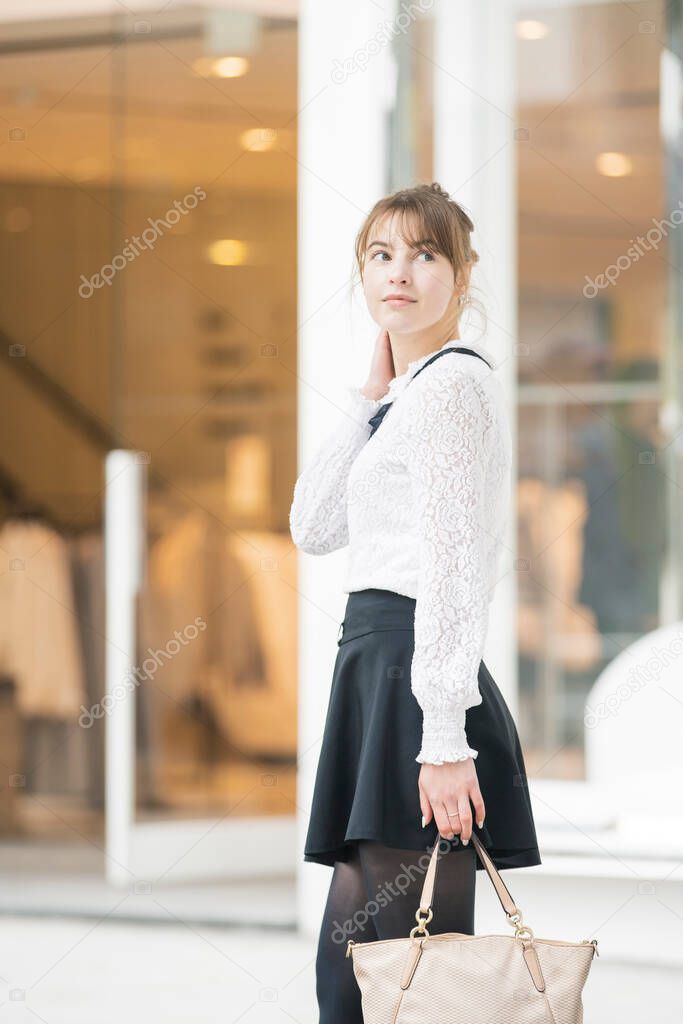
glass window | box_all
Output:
[515,1,668,778]
[0,7,298,850]
[386,4,434,190]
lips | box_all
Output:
[384,294,415,302]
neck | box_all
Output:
[390,324,461,377]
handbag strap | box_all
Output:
[418,831,521,922]
[408,834,551,996]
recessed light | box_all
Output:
[596,151,632,177]
[516,20,549,40]
[193,55,250,78]
[207,239,248,266]
[240,128,278,152]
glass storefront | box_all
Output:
[514,0,674,778]
[386,3,434,191]
[0,8,298,858]
[2,0,682,893]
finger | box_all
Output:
[419,789,432,827]
[444,799,462,837]
[458,794,473,843]
[471,787,486,828]
[435,802,455,840]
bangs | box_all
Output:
[356,195,460,280]
[353,184,477,285]
[368,205,447,257]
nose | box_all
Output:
[388,256,411,285]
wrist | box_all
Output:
[416,708,478,765]
[360,380,389,401]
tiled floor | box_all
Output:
[0,915,680,1023]
[0,841,297,926]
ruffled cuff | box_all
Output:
[415,706,479,765]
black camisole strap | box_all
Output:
[367,345,492,438]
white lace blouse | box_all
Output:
[289,337,512,765]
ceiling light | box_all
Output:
[516,20,549,40]
[596,152,632,177]
[207,239,248,266]
[240,128,278,152]
[193,55,250,78]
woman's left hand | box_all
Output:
[418,760,485,844]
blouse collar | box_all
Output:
[384,337,498,401]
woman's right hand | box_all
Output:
[360,328,395,401]
[419,760,485,844]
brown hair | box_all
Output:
[352,181,484,330]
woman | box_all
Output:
[289,182,541,1024]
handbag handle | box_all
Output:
[414,831,532,939]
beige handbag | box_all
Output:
[345,832,599,1024]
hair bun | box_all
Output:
[428,182,475,237]
[428,182,451,199]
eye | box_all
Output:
[369,250,390,261]
[416,250,435,262]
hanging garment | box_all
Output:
[0,519,86,718]
[202,528,298,760]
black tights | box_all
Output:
[315,839,476,1024]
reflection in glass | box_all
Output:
[387,6,434,191]
[515,1,667,779]
[0,8,299,846]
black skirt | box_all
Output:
[304,588,542,872]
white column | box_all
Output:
[296,0,397,938]
[105,450,145,885]
[433,0,519,713]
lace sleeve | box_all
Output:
[289,385,382,555]
[405,369,493,765]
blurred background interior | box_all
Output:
[0,0,680,938]
[0,6,300,858]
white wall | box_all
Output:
[295,0,521,939]
[433,0,519,712]
[295,0,397,939]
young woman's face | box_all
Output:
[362,211,460,333]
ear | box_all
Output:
[455,262,473,295]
